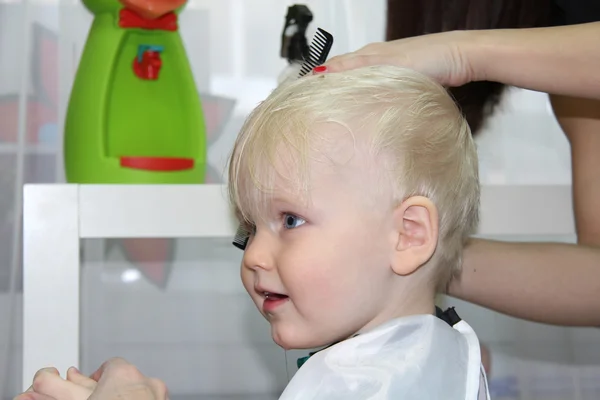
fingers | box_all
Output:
[15,370,58,400]
[90,357,132,382]
[321,54,395,74]
[147,377,169,400]
[31,369,91,400]
[21,367,60,394]
[321,54,363,73]
[91,357,138,382]
[14,393,57,400]
[89,358,170,400]
[66,367,97,390]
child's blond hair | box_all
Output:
[228,65,479,289]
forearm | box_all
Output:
[467,22,600,99]
[550,94,600,246]
[450,238,600,326]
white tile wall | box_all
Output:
[80,238,290,398]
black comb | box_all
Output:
[232,224,251,251]
[298,28,334,77]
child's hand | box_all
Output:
[15,366,95,400]
[17,358,169,400]
[14,367,59,400]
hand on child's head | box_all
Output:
[315,31,475,87]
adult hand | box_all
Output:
[15,358,168,400]
[321,30,476,87]
[320,23,600,100]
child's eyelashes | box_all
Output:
[282,213,306,230]
[239,213,304,236]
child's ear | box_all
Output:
[389,196,438,276]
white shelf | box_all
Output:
[77,184,237,238]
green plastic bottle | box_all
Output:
[64,0,207,183]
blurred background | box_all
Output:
[1,0,596,399]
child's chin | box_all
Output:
[271,326,326,350]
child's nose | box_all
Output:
[242,232,276,272]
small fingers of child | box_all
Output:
[66,367,97,390]
[32,371,92,400]
[21,367,61,394]
[13,392,57,400]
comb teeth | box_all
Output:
[232,224,250,251]
[298,28,334,77]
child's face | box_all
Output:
[239,126,401,350]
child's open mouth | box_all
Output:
[262,292,289,313]
[263,291,288,300]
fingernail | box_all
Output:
[312,65,327,74]
[68,366,80,374]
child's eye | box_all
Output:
[283,213,305,229]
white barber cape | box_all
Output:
[279,311,491,400]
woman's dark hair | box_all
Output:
[386,0,559,134]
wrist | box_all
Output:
[456,29,496,83]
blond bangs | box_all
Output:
[228,89,315,225]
